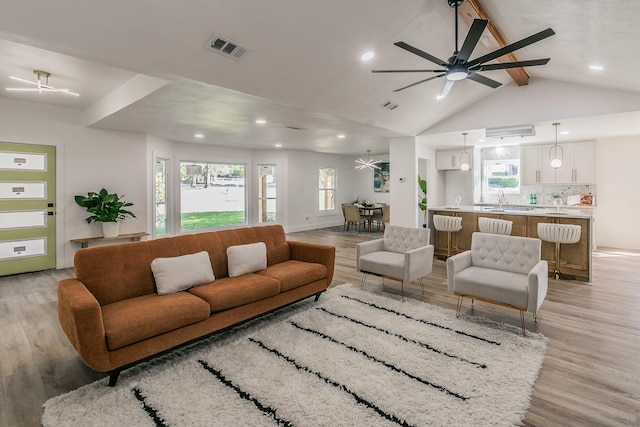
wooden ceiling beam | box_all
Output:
[458,0,530,86]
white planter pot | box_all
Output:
[101,222,120,238]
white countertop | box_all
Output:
[431,205,593,219]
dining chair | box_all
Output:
[344,204,368,232]
[371,205,390,231]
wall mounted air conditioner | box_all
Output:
[485,124,535,139]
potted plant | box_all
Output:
[74,188,136,238]
[418,175,428,228]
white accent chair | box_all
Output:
[537,223,582,280]
[446,232,548,336]
[478,217,512,235]
[357,225,434,299]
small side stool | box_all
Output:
[537,223,582,280]
[478,217,513,235]
[433,215,462,258]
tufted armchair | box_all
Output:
[357,225,434,299]
[446,232,548,336]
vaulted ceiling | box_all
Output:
[1,0,640,155]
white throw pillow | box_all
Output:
[151,251,215,295]
[227,242,267,277]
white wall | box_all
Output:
[595,136,640,250]
[0,97,148,268]
[389,137,419,227]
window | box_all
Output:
[179,161,246,231]
[318,167,336,212]
[482,159,520,195]
[154,158,169,237]
[257,164,276,223]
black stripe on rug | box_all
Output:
[288,320,469,401]
[317,307,487,369]
[340,295,501,345]
[248,337,416,427]
[132,387,169,427]
[198,359,295,427]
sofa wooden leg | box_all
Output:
[108,370,121,387]
[314,292,322,302]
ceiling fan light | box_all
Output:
[445,65,468,81]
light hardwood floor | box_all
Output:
[1,227,639,426]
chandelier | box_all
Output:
[355,150,381,170]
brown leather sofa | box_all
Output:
[58,225,335,386]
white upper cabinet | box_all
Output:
[521,144,555,184]
[554,141,595,184]
[436,150,472,170]
[521,141,595,184]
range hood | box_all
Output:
[485,124,535,139]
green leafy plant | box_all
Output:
[418,175,427,226]
[74,188,136,223]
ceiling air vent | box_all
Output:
[381,100,398,111]
[206,34,249,60]
[485,124,535,139]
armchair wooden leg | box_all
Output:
[419,277,424,294]
[456,296,464,318]
[520,311,526,337]
[360,273,367,288]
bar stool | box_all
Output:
[478,217,512,235]
[537,223,582,280]
[433,215,462,258]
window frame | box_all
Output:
[317,166,337,215]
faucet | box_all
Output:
[497,190,506,208]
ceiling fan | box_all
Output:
[372,0,555,97]
[6,70,79,96]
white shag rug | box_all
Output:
[43,284,547,427]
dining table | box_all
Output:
[356,203,384,232]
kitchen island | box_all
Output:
[428,205,593,282]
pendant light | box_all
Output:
[460,132,470,171]
[355,150,381,170]
[549,122,563,169]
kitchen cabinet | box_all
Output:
[521,144,556,184]
[436,150,471,170]
[522,142,595,184]
[554,141,595,184]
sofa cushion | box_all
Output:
[227,242,267,277]
[102,292,210,350]
[188,275,280,312]
[258,260,327,292]
[151,251,215,295]
[358,251,405,280]
[470,232,541,275]
[453,266,529,309]
[382,225,430,254]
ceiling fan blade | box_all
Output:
[457,19,488,63]
[467,72,502,89]
[394,42,448,67]
[477,58,550,71]
[438,80,455,98]
[372,69,445,73]
[393,74,445,92]
[467,28,555,68]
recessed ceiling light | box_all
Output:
[255,119,267,125]
[478,139,485,143]
[560,131,570,135]
[275,143,282,148]
[361,51,374,61]
[337,134,346,139]
[194,133,204,138]
[589,65,604,71]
